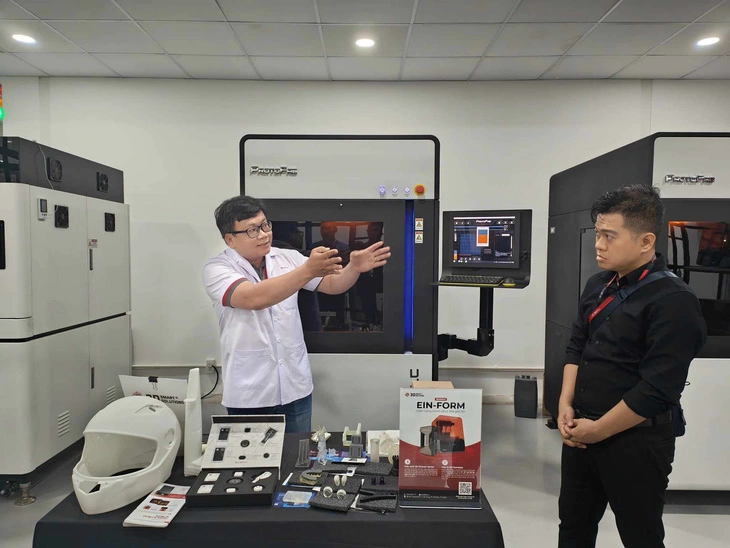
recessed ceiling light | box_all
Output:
[356,38,375,48]
[697,37,720,46]
[12,34,36,44]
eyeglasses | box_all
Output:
[230,220,272,239]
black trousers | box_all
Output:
[558,423,675,548]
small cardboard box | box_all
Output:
[411,380,454,389]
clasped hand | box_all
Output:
[558,405,606,449]
[565,419,606,445]
[558,405,607,448]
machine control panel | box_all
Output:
[377,184,427,198]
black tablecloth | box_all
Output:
[34,433,504,548]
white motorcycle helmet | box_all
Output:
[72,396,181,515]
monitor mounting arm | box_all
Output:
[437,287,494,360]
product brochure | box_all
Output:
[123,483,189,528]
[398,388,482,509]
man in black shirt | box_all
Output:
[557,185,706,548]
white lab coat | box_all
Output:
[202,247,321,408]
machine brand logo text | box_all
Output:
[664,174,715,185]
[405,392,424,398]
[250,165,298,176]
[417,401,466,410]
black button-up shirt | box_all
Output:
[565,253,707,418]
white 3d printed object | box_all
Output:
[72,396,181,515]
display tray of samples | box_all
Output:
[281,429,400,514]
[187,415,284,508]
[34,431,506,548]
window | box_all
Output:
[271,220,385,333]
[668,221,730,336]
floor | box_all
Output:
[2,405,729,547]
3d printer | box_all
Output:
[419,415,466,456]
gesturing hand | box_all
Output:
[348,241,391,273]
[306,247,343,278]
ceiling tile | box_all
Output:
[613,55,716,78]
[402,57,479,80]
[48,21,164,54]
[251,56,328,79]
[604,0,721,23]
[0,20,81,53]
[322,25,408,57]
[699,3,730,23]
[0,52,47,75]
[472,56,560,80]
[232,23,322,57]
[329,57,401,80]
[13,0,126,20]
[510,0,618,23]
[318,0,414,24]
[569,23,684,55]
[14,52,118,76]
[116,0,225,21]
[0,0,35,20]
[407,24,499,57]
[650,23,730,55]
[173,54,259,79]
[683,56,730,78]
[93,53,188,77]
[488,23,591,56]
[416,0,515,23]
[218,0,316,23]
[140,22,242,55]
[542,55,639,79]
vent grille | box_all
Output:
[57,410,71,437]
[106,386,117,407]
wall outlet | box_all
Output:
[205,359,216,369]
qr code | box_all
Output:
[458,482,472,496]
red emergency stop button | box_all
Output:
[414,184,426,196]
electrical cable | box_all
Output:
[201,365,219,399]
[34,142,60,213]
[35,143,54,191]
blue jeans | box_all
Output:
[227,393,312,433]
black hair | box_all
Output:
[590,185,664,237]
[214,195,266,238]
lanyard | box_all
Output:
[588,259,654,323]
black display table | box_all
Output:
[34,433,504,548]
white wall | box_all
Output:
[2,77,729,401]
[2,77,41,139]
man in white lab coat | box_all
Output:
[202,196,390,433]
